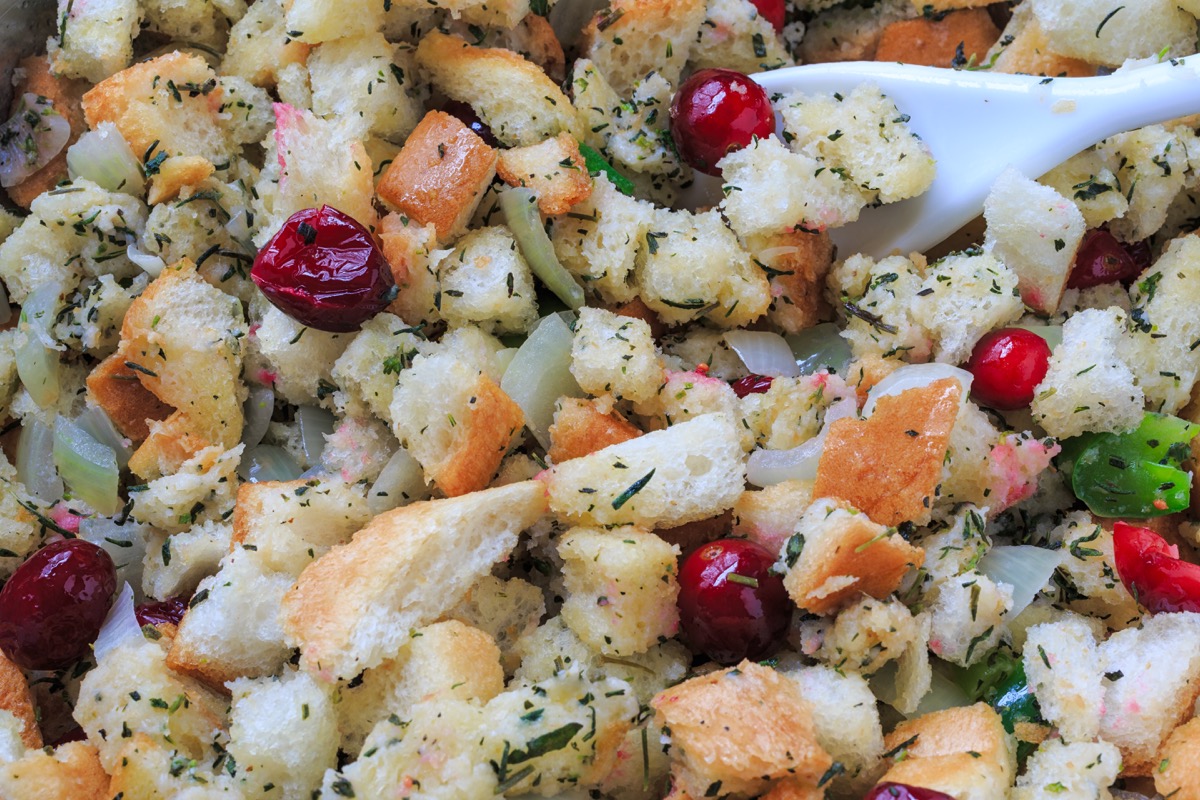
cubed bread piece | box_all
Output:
[45,0,139,83]
[788,665,886,789]
[829,253,934,362]
[1040,148,1128,228]
[797,0,917,63]
[496,132,593,216]
[874,9,1000,66]
[415,31,579,148]
[0,741,108,800]
[879,704,1016,800]
[1098,612,1200,775]
[549,174,655,304]
[819,596,924,679]
[1022,615,1104,743]
[145,156,215,206]
[740,373,844,451]
[377,110,497,243]
[139,0,229,49]
[166,547,295,687]
[227,668,339,799]
[926,571,1011,666]
[783,498,924,615]
[652,661,833,797]
[581,0,706,94]
[378,215,442,327]
[6,57,88,210]
[743,229,835,334]
[330,311,425,423]
[908,250,1024,364]
[391,350,525,496]
[989,7,1095,77]
[1014,739,1121,800]
[983,167,1086,315]
[814,379,961,527]
[570,307,663,403]
[131,445,239,534]
[245,305,349,407]
[690,0,792,73]
[283,0,386,43]
[637,208,771,328]
[308,32,422,144]
[0,452,39,581]
[86,354,173,443]
[732,480,815,556]
[1049,514,1141,629]
[1028,0,1197,66]
[1157,717,1200,800]
[0,651,40,750]
[548,396,642,464]
[434,225,539,334]
[662,325,747,380]
[541,412,745,529]
[636,368,747,448]
[222,0,312,88]
[282,480,547,681]
[1031,307,1144,440]
[142,520,230,601]
[558,526,680,656]
[444,576,545,674]
[937,400,1008,510]
[232,477,371,577]
[779,83,936,205]
[1099,125,1189,243]
[106,733,240,799]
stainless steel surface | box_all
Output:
[0,0,55,111]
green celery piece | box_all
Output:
[577,142,636,197]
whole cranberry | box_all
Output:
[748,0,786,33]
[677,538,791,664]
[251,205,395,333]
[0,540,117,670]
[965,327,1051,410]
[731,374,774,398]
[865,784,957,800]
[669,69,774,175]
[441,99,500,147]
[135,596,188,628]
[1066,228,1150,289]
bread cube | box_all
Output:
[222,0,312,88]
[636,369,747,448]
[330,312,425,423]
[1014,739,1122,800]
[140,0,229,49]
[245,305,349,407]
[909,250,1024,365]
[796,0,916,63]
[106,733,241,799]
[1021,615,1104,744]
[927,571,1012,666]
[742,229,835,334]
[582,0,706,94]
[989,6,1095,77]
[142,520,230,601]
[435,226,539,334]
[787,665,885,790]
[652,661,833,797]
[378,215,443,328]
[0,651,39,751]
[541,412,745,529]
[1099,125,1189,243]
[570,307,663,404]
[308,33,422,144]
[131,445,240,534]
[377,111,498,243]
[1029,0,1197,66]
[1040,148,1128,228]
[879,704,1015,800]
[416,31,579,147]
[577,68,687,182]
[731,480,815,556]
[690,0,792,73]
[819,596,922,677]
[0,452,38,580]
[497,132,593,216]
[444,575,546,674]
[548,397,643,464]
[283,0,386,43]
[741,373,844,451]
[828,253,934,362]
[937,400,1006,510]
[1048,514,1141,630]
[1031,307,1144,440]
[1156,717,1200,800]
[46,0,139,83]
[875,8,1000,66]
[661,325,748,380]
[0,741,108,800]
[86,353,174,443]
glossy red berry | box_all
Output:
[864,784,958,800]
[135,596,188,628]
[441,99,500,147]
[1112,521,1200,614]
[251,205,395,333]
[669,69,774,176]
[0,539,116,670]
[731,374,774,398]
[677,538,791,664]
[965,328,1051,410]
[1066,228,1150,289]
[748,0,786,33]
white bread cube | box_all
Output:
[691,0,793,73]
[796,0,916,62]
[879,704,1015,800]
[0,741,108,800]
[558,526,680,656]
[928,571,1012,667]
[330,312,425,422]
[55,274,144,356]
[740,374,843,451]
[920,505,990,583]
[1040,148,1129,229]
[106,732,244,799]
[142,520,231,601]
[46,0,139,82]
[1098,125,1188,242]
[983,167,1087,315]
[818,596,921,677]
[909,250,1024,364]
[308,33,423,144]
[227,668,339,800]
[662,326,749,380]
[540,412,745,529]
[731,480,815,556]
[245,305,350,407]
[140,0,228,50]
[284,0,386,43]
[747,228,836,335]
[435,226,539,334]
[582,0,706,94]
[1022,615,1104,744]
[379,216,443,328]
[439,325,508,381]
[571,307,663,404]
[635,369,747,448]
[319,415,397,484]
[1029,0,1197,66]
[580,69,687,181]
[1014,739,1122,800]
[1031,307,1144,439]
[787,665,885,790]
[828,253,934,362]
[636,208,770,328]
[0,452,39,579]
[444,575,545,674]
[1156,717,1200,800]
[222,0,312,88]
[496,132,593,217]
[1049,513,1140,630]
[131,445,240,534]
[282,480,547,681]
[938,401,1007,510]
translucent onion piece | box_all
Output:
[16,283,62,409]
[93,583,139,663]
[297,405,335,465]
[126,243,166,278]
[724,330,800,377]
[0,94,70,188]
[79,516,148,599]
[494,347,519,376]
[241,386,274,449]
[746,394,857,487]
[75,406,133,470]
[238,445,303,483]
[500,187,585,310]
[368,447,430,515]
[224,204,254,249]
[978,545,1063,619]
[53,416,121,516]
[861,362,974,419]
[65,121,144,195]
[16,419,62,502]
[1015,324,1063,352]
[786,322,854,377]
[501,312,584,450]
[906,663,973,718]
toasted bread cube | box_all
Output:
[376,111,497,244]
[496,132,593,216]
[0,652,39,751]
[742,229,835,334]
[227,669,339,800]
[1022,616,1104,743]
[548,396,642,464]
[732,480,815,556]
[0,741,108,800]
[282,480,547,681]
[308,32,422,144]
[1014,739,1122,800]
[283,0,386,43]
[814,379,961,527]
[1029,0,1196,66]
[435,225,539,334]
[330,312,424,423]
[45,0,139,83]
[145,156,215,206]
[875,9,1000,66]
[927,571,1011,666]
[909,250,1024,364]
[782,498,923,615]
[222,0,312,88]
[570,307,663,404]
[880,704,1015,800]
[989,7,1095,77]
[391,351,525,496]
[142,520,230,601]
[788,665,886,789]
[1157,717,1200,800]
[1100,125,1189,243]
[691,0,792,73]
[378,215,442,327]
[818,596,922,676]
[444,576,546,674]
[797,0,917,63]
[652,661,833,797]
[6,57,88,210]
[85,354,174,443]
[416,32,579,148]
[541,412,745,529]
[582,0,706,94]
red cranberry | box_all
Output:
[1066,228,1149,289]
[251,205,395,333]
[441,99,499,147]
[669,69,774,176]
[677,538,791,664]
[0,540,116,670]
[865,784,957,800]
[731,374,774,398]
[748,0,785,33]
[135,596,188,628]
[965,328,1051,410]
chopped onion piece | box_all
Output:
[494,347,519,376]
[297,405,335,465]
[500,187,585,310]
[79,516,148,598]
[126,244,166,278]
[501,313,584,449]
[746,395,856,486]
[906,663,972,718]
[368,447,430,515]
[238,445,303,483]
[17,419,62,502]
[53,416,121,515]
[978,545,1063,619]
[75,406,133,470]
[786,323,853,376]
[16,283,62,409]
[241,386,274,449]
[66,121,144,195]
[724,330,800,377]
[93,583,139,662]
[0,94,70,188]
[861,362,974,419]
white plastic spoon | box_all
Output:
[740,57,1200,259]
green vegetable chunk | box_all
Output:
[953,645,1042,763]
[577,142,636,197]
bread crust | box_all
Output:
[86,352,175,443]
[496,132,592,217]
[0,649,40,749]
[0,741,108,800]
[548,396,642,464]
[429,373,526,497]
[875,9,1001,67]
